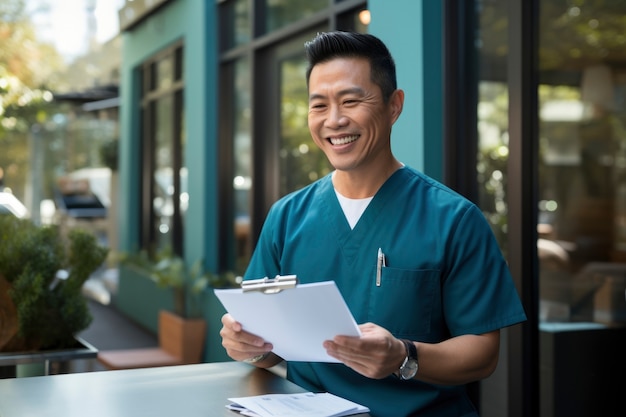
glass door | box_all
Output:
[471,1,626,415]
[536,2,626,416]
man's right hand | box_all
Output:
[219,313,276,366]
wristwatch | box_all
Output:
[396,339,418,380]
[244,352,269,364]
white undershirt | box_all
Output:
[335,190,373,229]
[331,164,405,229]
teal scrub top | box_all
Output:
[244,166,527,417]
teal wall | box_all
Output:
[369,0,444,181]
[118,0,219,269]
[117,0,224,362]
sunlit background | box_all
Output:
[28,0,123,62]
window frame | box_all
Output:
[139,42,185,255]
[217,0,368,272]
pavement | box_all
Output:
[67,268,159,373]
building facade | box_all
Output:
[115,1,626,416]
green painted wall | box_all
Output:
[369,0,444,181]
[118,0,218,264]
[117,0,223,362]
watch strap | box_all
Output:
[401,339,417,362]
[393,339,418,379]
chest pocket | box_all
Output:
[367,268,440,338]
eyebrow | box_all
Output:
[308,87,366,102]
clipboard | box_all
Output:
[214,277,361,362]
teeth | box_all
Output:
[330,135,358,145]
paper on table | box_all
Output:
[227,392,370,417]
[214,281,361,362]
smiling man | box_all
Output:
[220,31,526,417]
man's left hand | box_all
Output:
[323,322,405,379]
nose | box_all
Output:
[326,104,349,128]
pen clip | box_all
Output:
[376,248,384,286]
[241,274,298,294]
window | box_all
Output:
[231,56,252,271]
[219,0,368,274]
[276,33,333,197]
[536,3,626,415]
[220,0,251,50]
[140,43,185,255]
[450,1,626,415]
[265,0,328,33]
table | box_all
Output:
[0,361,371,416]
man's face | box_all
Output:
[307,57,401,173]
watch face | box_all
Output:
[400,358,418,380]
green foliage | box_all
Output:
[119,247,241,318]
[0,214,108,350]
[0,0,65,202]
[0,214,62,284]
[279,56,332,195]
[100,138,119,171]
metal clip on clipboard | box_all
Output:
[241,275,298,294]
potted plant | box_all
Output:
[115,247,240,364]
[0,214,109,353]
[119,246,240,318]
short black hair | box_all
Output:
[304,31,397,102]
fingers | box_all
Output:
[325,339,390,379]
[221,312,242,331]
[220,313,272,361]
[324,323,403,379]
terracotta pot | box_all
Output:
[159,310,206,363]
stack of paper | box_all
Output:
[226,392,370,417]
[214,281,361,362]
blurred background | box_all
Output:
[0,0,122,247]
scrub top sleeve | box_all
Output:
[443,204,526,335]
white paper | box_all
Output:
[214,281,361,362]
[227,392,370,417]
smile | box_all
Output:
[329,135,359,146]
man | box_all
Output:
[220,31,526,417]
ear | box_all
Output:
[389,89,404,124]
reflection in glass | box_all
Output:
[179,101,187,226]
[338,6,370,33]
[477,81,509,254]
[142,45,184,254]
[154,96,173,250]
[537,2,626,326]
[279,56,332,196]
[478,4,626,413]
[476,1,509,255]
[535,3,626,415]
[156,57,173,91]
[233,0,250,46]
[221,0,250,49]
[233,57,252,271]
[265,0,327,33]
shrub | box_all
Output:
[0,215,108,351]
